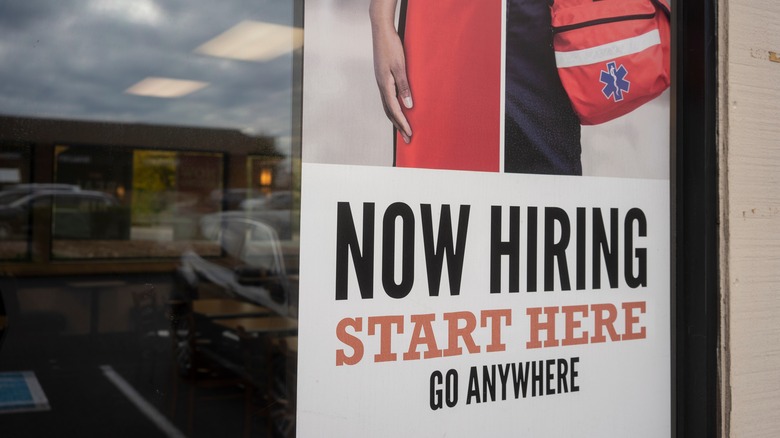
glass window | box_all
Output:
[0,1,302,436]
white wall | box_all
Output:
[721,1,780,436]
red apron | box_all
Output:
[396,0,503,172]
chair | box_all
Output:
[167,300,246,437]
[236,326,275,438]
[237,329,298,438]
[131,284,159,337]
[0,289,7,356]
[267,336,297,438]
[131,284,166,387]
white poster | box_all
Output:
[298,0,671,436]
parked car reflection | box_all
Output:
[208,188,266,211]
[0,183,80,206]
[177,214,291,316]
[239,190,292,211]
[0,189,127,240]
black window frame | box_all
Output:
[673,0,719,436]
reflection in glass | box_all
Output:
[0,143,33,260]
[0,0,302,436]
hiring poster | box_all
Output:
[298,0,671,436]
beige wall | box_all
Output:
[720,1,780,436]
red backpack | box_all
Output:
[551,0,671,125]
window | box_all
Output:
[0,1,303,436]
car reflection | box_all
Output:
[239,190,292,211]
[0,188,126,240]
[206,210,292,242]
[177,213,291,316]
[0,183,81,206]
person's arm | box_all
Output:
[370,0,413,143]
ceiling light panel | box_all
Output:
[125,77,209,98]
[195,20,304,62]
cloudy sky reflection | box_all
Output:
[0,0,299,154]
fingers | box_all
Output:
[379,76,412,143]
[380,92,411,144]
[394,67,413,110]
[370,22,414,143]
[390,62,413,138]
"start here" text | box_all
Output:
[336,302,646,366]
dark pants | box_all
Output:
[505,0,582,175]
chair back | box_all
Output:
[0,289,7,355]
[167,299,197,378]
[131,284,158,335]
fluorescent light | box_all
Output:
[125,77,209,98]
[195,20,303,62]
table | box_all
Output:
[214,317,298,334]
[67,280,128,336]
[192,299,272,319]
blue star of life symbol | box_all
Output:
[600,61,630,102]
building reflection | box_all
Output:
[0,114,298,437]
[1,115,293,265]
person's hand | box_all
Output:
[370,0,413,143]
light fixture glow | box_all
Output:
[195,20,303,62]
[125,77,209,98]
[259,168,273,186]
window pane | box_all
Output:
[0,1,302,436]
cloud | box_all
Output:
[0,0,300,156]
[88,0,166,26]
